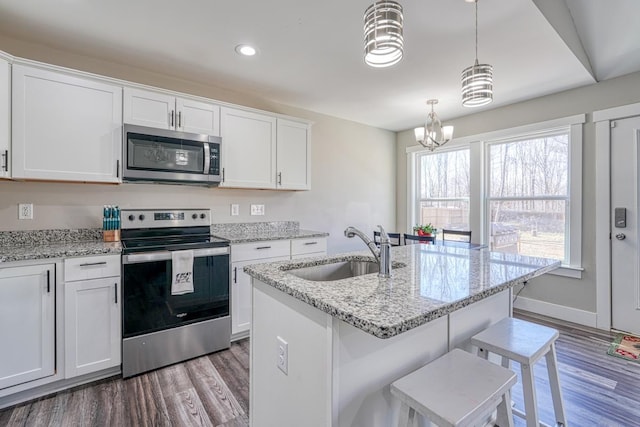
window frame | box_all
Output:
[414,146,471,233]
[406,114,585,279]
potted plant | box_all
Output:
[413,223,436,236]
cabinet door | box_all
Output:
[12,65,122,182]
[0,264,55,390]
[276,119,311,190]
[231,256,289,335]
[123,87,175,130]
[65,277,121,378]
[220,107,276,189]
[0,58,9,179]
[176,97,220,136]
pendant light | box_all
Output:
[363,1,404,68]
[461,0,493,107]
[414,99,454,151]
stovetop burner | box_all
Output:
[120,208,229,254]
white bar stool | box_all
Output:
[390,348,516,427]
[470,317,567,427]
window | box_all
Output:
[415,148,470,232]
[487,130,569,261]
[407,114,584,277]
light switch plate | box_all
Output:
[231,204,240,216]
[250,204,265,216]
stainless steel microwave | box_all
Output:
[123,124,221,186]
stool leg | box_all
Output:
[496,389,515,427]
[477,347,489,360]
[520,363,540,427]
[397,402,415,427]
[545,343,567,426]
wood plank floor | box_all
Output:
[1,313,639,426]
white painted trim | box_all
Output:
[593,102,640,122]
[513,296,597,328]
[405,152,414,234]
[547,266,583,279]
[594,119,612,330]
[451,114,586,145]
[405,138,470,154]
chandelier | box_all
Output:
[461,0,493,107]
[414,100,454,151]
[363,1,404,68]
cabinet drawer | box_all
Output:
[232,240,290,262]
[291,237,327,256]
[64,254,120,282]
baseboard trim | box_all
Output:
[513,296,598,328]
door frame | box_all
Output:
[594,101,640,330]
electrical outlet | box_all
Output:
[18,203,33,220]
[277,336,288,375]
[250,204,265,216]
[231,204,240,216]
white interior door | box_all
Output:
[611,115,640,336]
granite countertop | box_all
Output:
[0,229,121,264]
[244,245,560,339]
[213,229,329,244]
[210,221,328,244]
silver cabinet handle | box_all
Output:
[255,246,272,250]
[616,233,626,240]
[304,241,318,246]
[278,172,282,185]
[116,159,120,178]
[178,111,182,128]
[114,283,118,304]
[79,261,107,267]
[233,267,237,284]
[1,150,7,172]
[170,110,175,127]
[46,270,51,293]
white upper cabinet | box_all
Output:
[11,65,122,183]
[277,119,311,190]
[221,107,311,190]
[0,57,9,179]
[220,107,277,189]
[124,87,220,136]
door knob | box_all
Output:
[615,233,626,240]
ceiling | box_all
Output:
[0,0,638,132]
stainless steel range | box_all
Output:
[120,208,230,378]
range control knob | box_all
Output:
[192,213,198,219]
[128,215,135,221]
[138,214,145,221]
[200,213,206,219]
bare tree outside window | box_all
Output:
[488,132,569,260]
[417,149,470,233]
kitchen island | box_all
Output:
[244,244,559,427]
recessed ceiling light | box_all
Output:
[235,44,257,56]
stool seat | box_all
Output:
[471,317,559,364]
[471,317,567,427]
[391,348,516,427]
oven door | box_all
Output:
[122,246,230,338]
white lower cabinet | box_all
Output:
[0,264,55,390]
[231,237,327,337]
[64,255,121,378]
[231,240,290,336]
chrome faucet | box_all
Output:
[344,225,392,278]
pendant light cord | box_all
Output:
[474,0,479,64]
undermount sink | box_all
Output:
[287,260,405,282]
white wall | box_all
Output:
[0,35,396,255]
[397,71,640,320]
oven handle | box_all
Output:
[122,247,229,264]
